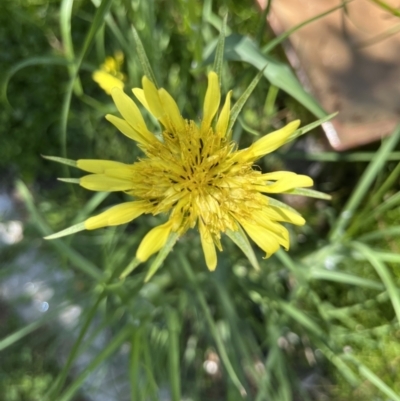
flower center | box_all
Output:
[128,120,264,236]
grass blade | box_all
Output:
[329,124,400,241]
[212,14,227,77]
[351,241,400,324]
[131,25,158,87]
[345,353,400,401]
[16,180,103,280]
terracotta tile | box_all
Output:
[259,0,400,150]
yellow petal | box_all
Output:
[260,175,313,193]
[267,205,305,226]
[201,71,220,132]
[80,174,132,191]
[132,88,150,111]
[252,211,289,240]
[105,114,148,145]
[110,87,154,143]
[199,220,217,271]
[215,90,232,137]
[158,88,185,133]
[84,201,146,230]
[92,70,124,95]
[77,159,128,174]
[136,220,173,262]
[104,167,134,180]
[247,120,301,159]
[240,220,281,258]
[261,171,297,181]
[142,76,169,129]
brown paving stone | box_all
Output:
[259,0,400,150]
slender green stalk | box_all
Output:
[212,14,227,77]
[179,252,247,397]
[351,242,400,325]
[345,354,400,401]
[45,291,107,399]
[329,125,400,242]
[166,308,181,401]
[58,326,133,401]
[17,180,104,280]
[283,151,400,162]
[130,329,142,401]
[262,1,350,53]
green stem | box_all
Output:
[178,252,247,397]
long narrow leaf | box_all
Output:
[16,180,103,280]
[345,354,400,401]
[131,25,158,87]
[226,227,260,270]
[330,124,400,241]
[351,241,400,324]
[212,14,227,77]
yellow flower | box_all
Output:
[92,51,125,95]
[47,72,315,271]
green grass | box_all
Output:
[1,0,400,400]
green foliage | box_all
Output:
[2,0,400,400]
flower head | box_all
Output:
[47,71,315,271]
[92,51,125,95]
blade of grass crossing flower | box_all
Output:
[212,14,227,77]
[144,232,179,282]
[226,67,265,139]
[344,354,400,401]
[226,227,260,270]
[58,326,134,401]
[131,26,158,87]
[16,180,103,280]
[167,308,181,401]
[329,124,400,241]
[351,241,400,325]
[179,252,247,397]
